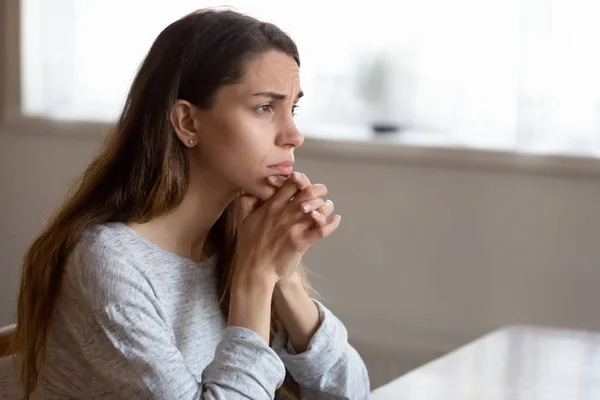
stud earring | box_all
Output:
[188,139,194,145]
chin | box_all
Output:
[241,178,277,202]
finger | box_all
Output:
[266,175,287,188]
[308,200,333,227]
[315,199,334,219]
[299,197,326,214]
[289,171,312,190]
[267,172,311,190]
[302,214,342,243]
[310,209,327,226]
[291,209,326,232]
[235,194,260,225]
[268,174,302,206]
[292,183,328,205]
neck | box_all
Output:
[129,168,237,262]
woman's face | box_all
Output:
[189,50,304,201]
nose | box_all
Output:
[278,120,304,148]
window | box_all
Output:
[19,0,600,155]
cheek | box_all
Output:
[205,115,272,178]
[226,115,274,163]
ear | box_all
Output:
[170,100,201,147]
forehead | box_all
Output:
[237,51,301,93]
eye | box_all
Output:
[292,105,299,117]
[256,104,273,114]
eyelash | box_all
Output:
[256,104,272,114]
[256,104,299,117]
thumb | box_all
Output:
[236,193,260,225]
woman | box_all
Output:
[14,8,370,400]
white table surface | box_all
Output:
[370,325,600,400]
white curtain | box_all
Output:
[21,0,600,155]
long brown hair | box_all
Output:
[16,8,308,398]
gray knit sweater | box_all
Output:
[3,223,369,399]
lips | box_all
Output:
[269,165,293,175]
[268,160,294,176]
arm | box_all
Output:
[73,248,285,400]
[229,270,277,344]
[272,273,321,353]
[272,276,371,399]
[82,302,285,399]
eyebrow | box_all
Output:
[252,91,304,101]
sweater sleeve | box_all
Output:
[272,300,370,399]
[73,247,285,399]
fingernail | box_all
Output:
[292,171,302,180]
[326,199,333,206]
[301,202,312,213]
[335,214,341,223]
[312,210,324,219]
[267,176,278,184]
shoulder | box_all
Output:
[74,222,143,263]
[68,223,141,283]
[63,223,156,310]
